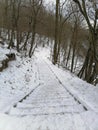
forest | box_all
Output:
[0,0,98,85]
[0,0,98,130]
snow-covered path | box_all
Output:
[0,48,98,130]
[9,58,86,116]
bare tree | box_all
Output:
[52,0,59,64]
[8,0,22,49]
[28,0,43,57]
[73,0,98,84]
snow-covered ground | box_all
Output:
[0,46,40,113]
[0,46,98,130]
[0,46,10,68]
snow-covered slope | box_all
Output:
[0,47,40,113]
[0,47,98,130]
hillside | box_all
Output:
[0,46,98,130]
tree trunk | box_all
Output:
[29,20,36,58]
[52,0,59,64]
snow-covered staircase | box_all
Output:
[9,58,87,117]
[1,51,98,130]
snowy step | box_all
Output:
[17,100,79,109]
[26,95,71,101]
[29,89,70,94]
[27,92,71,98]
[28,92,70,99]
[23,97,76,104]
[10,104,85,116]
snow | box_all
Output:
[44,57,98,112]
[0,47,9,62]
[0,46,98,130]
[0,48,40,113]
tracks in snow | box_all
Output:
[7,58,88,117]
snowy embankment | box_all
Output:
[38,47,98,113]
[0,46,40,113]
[0,46,98,130]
